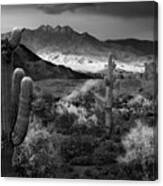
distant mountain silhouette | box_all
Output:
[104,38,157,56]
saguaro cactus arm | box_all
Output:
[12,77,33,146]
[10,68,25,132]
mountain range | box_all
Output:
[1,25,157,75]
[21,25,157,59]
[2,25,157,57]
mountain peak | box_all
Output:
[54,25,75,34]
[62,25,74,32]
[38,25,54,32]
[37,24,76,35]
[54,25,62,32]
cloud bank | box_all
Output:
[37,2,156,18]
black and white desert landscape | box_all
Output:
[1,2,158,180]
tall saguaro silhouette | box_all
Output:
[94,52,115,136]
[1,30,33,176]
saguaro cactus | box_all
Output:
[1,32,33,176]
[94,53,115,136]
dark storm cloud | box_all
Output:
[37,1,156,18]
[37,3,93,14]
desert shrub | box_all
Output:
[70,155,93,165]
[74,90,95,111]
[111,113,137,143]
[83,168,101,179]
[54,112,77,134]
[118,120,154,163]
[70,122,88,135]
[31,92,56,125]
[121,158,156,180]
[70,123,105,137]
[93,140,125,165]
[32,97,46,116]
[94,108,105,127]
[60,135,97,163]
[117,120,156,180]
[82,163,130,180]
[13,128,64,177]
[83,160,156,180]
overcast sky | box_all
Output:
[1,2,157,40]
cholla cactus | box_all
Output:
[94,53,116,136]
[1,31,33,176]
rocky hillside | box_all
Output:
[2,39,93,80]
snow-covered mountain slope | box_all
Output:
[37,51,145,73]
[37,51,107,73]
